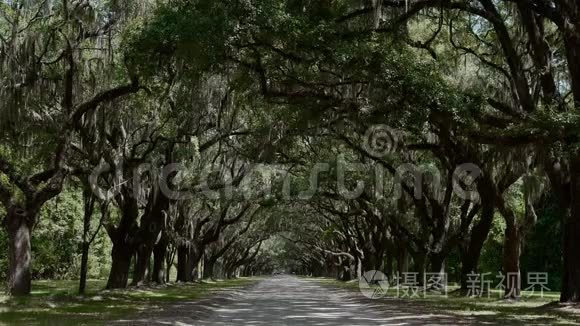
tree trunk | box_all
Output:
[562,16,580,107]
[106,193,138,289]
[386,253,394,281]
[460,200,495,289]
[186,246,203,281]
[165,249,174,284]
[503,220,521,299]
[559,5,580,302]
[413,251,426,285]
[204,257,216,280]
[5,208,34,296]
[562,204,580,301]
[106,243,133,289]
[176,245,191,282]
[216,261,224,279]
[338,258,352,281]
[430,254,446,276]
[131,247,153,286]
[131,193,169,286]
[78,242,90,294]
[427,254,446,291]
[397,246,409,276]
[152,239,167,284]
[561,152,580,302]
[79,188,95,295]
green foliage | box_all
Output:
[124,1,244,77]
[33,190,84,279]
[479,214,505,275]
[0,188,112,281]
[0,227,7,281]
[0,0,572,306]
[521,195,563,291]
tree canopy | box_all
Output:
[1,0,580,305]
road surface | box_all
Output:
[193,275,464,325]
[124,275,473,325]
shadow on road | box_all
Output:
[119,275,557,325]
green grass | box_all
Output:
[311,277,580,325]
[0,278,257,325]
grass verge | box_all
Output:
[311,277,580,325]
[0,278,257,325]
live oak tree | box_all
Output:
[216,0,580,301]
[1,0,578,305]
[0,0,140,295]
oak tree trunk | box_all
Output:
[79,188,95,295]
[5,208,34,296]
[460,200,495,290]
[152,238,167,284]
[186,246,203,281]
[204,256,216,280]
[386,253,394,281]
[397,246,409,275]
[561,152,580,302]
[106,243,133,289]
[176,245,191,282]
[132,247,152,286]
[503,221,521,299]
[78,242,90,294]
